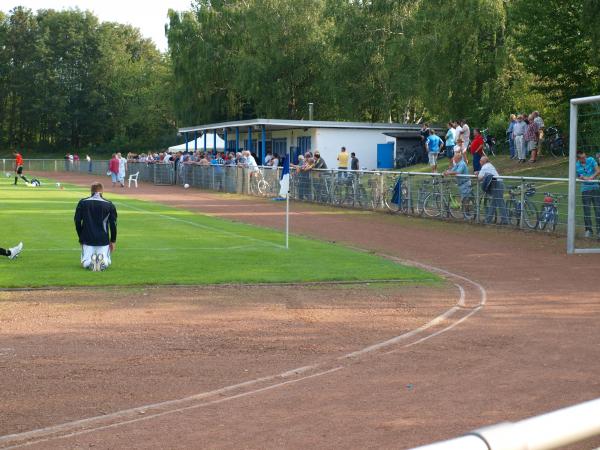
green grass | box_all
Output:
[0,177,437,288]
[408,154,569,178]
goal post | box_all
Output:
[567,94,600,254]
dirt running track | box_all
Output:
[3,171,600,449]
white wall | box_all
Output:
[313,128,396,170]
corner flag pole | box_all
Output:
[278,150,291,249]
[285,150,290,249]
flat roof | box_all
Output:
[179,118,421,134]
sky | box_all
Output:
[0,0,194,51]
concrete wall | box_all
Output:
[313,128,396,170]
[221,127,394,169]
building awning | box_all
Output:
[179,118,422,134]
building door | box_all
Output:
[377,143,395,169]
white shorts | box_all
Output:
[81,245,111,269]
[428,152,439,166]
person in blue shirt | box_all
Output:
[576,150,600,238]
[445,122,455,159]
[444,153,473,219]
[425,129,444,173]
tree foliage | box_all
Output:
[0,7,175,153]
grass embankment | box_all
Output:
[0,177,438,288]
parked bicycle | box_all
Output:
[423,178,475,220]
[538,192,564,232]
[541,126,565,157]
[481,128,497,157]
[249,170,270,196]
[505,183,539,228]
[333,173,368,208]
[383,174,410,213]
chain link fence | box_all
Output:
[8,158,599,242]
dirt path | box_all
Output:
[4,171,600,449]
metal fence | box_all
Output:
[9,159,599,242]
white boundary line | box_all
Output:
[0,259,487,449]
[23,245,259,252]
[118,202,286,249]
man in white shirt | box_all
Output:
[116,152,127,188]
[460,120,471,150]
[453,121,461,140]
[243,150,259,172]
[477,156,508,224]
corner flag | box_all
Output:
[278,155,290,198]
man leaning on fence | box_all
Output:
[477,156,508,225]
[576,150,600,238]
[444,152,472,209]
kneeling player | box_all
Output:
[74,182,117,271]
[1,242,23,260]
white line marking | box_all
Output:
[24,245,258,252]
[2,367,343,450]
[118,202,285,249]
[0,258,487,449]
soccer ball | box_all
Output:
[5,172,10,178]
[56,182,61,188]
[184,183,190,189]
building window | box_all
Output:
[297,136,312,154]
[227,140,236,151]
[272,138,287,156]
[244,140,258,152]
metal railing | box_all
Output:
[11,159,600,242]
[410,397,600,450]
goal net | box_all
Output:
[567,94,600,253]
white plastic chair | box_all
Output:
[128,171,139,188]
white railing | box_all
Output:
[410,397,600,450]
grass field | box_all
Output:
[0,177,437,288]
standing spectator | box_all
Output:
[264,150,273,166]
[69,153,74,170]
[461,119,471,151]
[524,113,540,163]
[470,128,486,172]
[477,156,508,224]
[445,122,455,159]
[350,152,359,171]
[512,114,527,162]
[108,154,119,187]
[532,110,545,159]
[73,153,80,170]
[65,153,71,171]
[86,154,92,173]
[13,150,30,185]
[576,150,600,238]
[117,152,127,188]
[425,129,444,173]
[337,146,349,174]
[507,114,517,159]
[269,154,279,169]
[312,151,327,200]
[453,120,463,144]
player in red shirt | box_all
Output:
[13,150,30,185]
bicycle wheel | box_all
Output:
[538,206,551,230]
[550,209,559,232]
[506,200,520,226]
[462,196,475,220]
[257,179,269,196]
[523,201,539,229]
[448,193,464,219]
[423,193,443,217]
